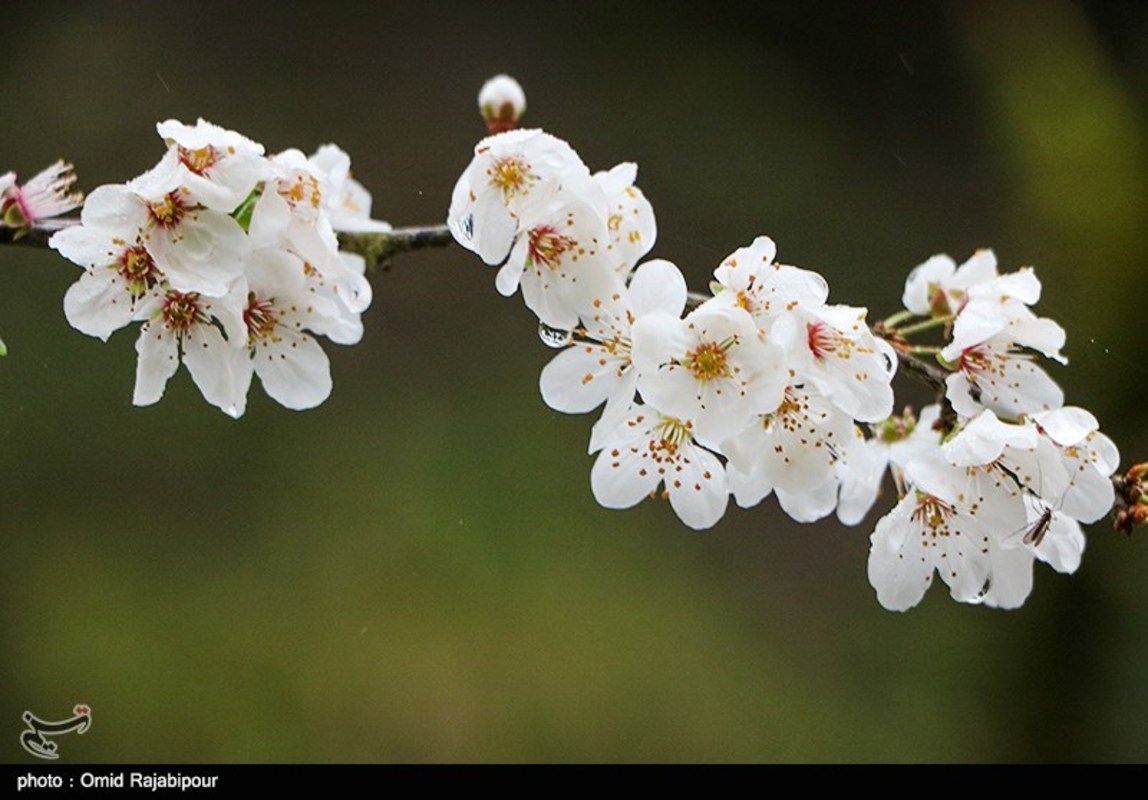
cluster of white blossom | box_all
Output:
[48,119,388,417]
[447,88,1119,611]
[0,75,1123,613]
[448,129,898,533]
[857,251,1119,610]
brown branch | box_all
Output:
[894,349,949,393]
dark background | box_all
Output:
[1,1,1146,762]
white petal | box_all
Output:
[776,477,838,523]
[132,325,180,407]
[150,210,247,296]
[1034,513,1085,574]
[48,225,110,268]
[868,497,935,612]
[727,462,773,509]
[1031,406,1098,447]
[183,325,250,418]
[63,271,138,341]
[942,410,1038,467]
[81,183,148,233]
[629,259,687,319]
[591,438,659,510]
[665,446,728,530]
[539,344,623,414]
[253,331,332,411]
[979,543,1034,609]
[836,436,889,526]
[902,253,956,316]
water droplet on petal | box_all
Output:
[538,322,572,348]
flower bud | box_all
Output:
[478,74,526,134]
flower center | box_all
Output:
[161,290,203,331]
[807,321,848,361]
[243,295,281,342]
[911,492,955,533]
[927,282,954,317]
[117,246,160,296]
[683,339,733,382]
[650,416,693,460]
[178,145,219,175]
[487,156,535,201]
[958,345,992,376]
[279,174,322,211]
[775,391,802,419]
[527,225,575,269]
[147,192,188,229]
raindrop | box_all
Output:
[538,322,573,348]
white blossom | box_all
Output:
[132,287,249,418]
[539,259,687,452]
[1,160,83,226]
[590,405,728,530]
[902,248,998,318]
[308,144,392,234]
[773,303,897,423]
[495,186,620,329]
[708,236,828,323]
[591,162,657,278]
[448,129,590,265]
[631,304,787,448]
[722,383,856,522]
[139,118,266,214]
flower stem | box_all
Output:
[881,309,915,328]
[895,315,955,337]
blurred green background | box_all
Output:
[2,0,1147,763]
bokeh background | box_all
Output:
[2,0,1146,763]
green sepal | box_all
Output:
[230,187,262,233]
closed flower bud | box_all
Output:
[478,74,526,134]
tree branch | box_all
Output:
[1,219,457,271]
[338,224,455,271]
[0,219,72,249]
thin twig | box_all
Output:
[338,224,455,271]
[0,219,72,249]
